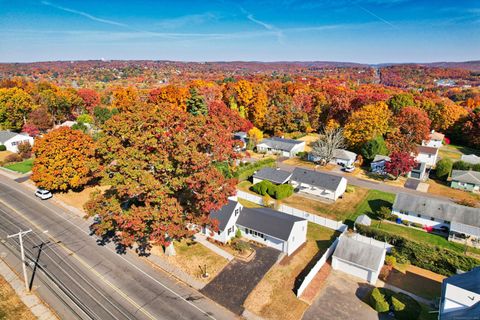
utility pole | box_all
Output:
[8,229,32,292]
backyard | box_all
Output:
[3,158,33,174]
[0,276,36,320]
[243,223,337,320]
[344,189,396,226]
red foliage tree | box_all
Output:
[462,108,480,148]
[27,107,53,132]
[77,88,100,113]
[21,123,40,137]
[385,151,416,179]
[387,106,431,153]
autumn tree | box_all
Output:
[186,88,208,116]
[84,103,236,254]
[462,107,480,148]
[27,107,53,132]
[149,85,188,111]
[344,102,391,149]
[32,127,96,191]
[385,151,416,180]
[0,87,34,130]
[111,87,139,111]
[77,88,100,113]
[248,127,263,149]
[311,128,345,164]
[387,106,431,153]
[21,123,40,137]
[361,136,388,161]
[420,98,467,131]
[387,93,414,114]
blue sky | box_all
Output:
[0,0,478,63]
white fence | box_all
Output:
[349,232,393,252]
[296,237,340,297]
[236,190,348,232]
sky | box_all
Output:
[0,0,479,63]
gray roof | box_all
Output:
[333,235,386,271]
[209,200,238,231]
[451,170,480,185]
[236,207,305,241]
[372,155,390,163]
[461,154,480,165]
[450,221,480,237]
[258,137,304,152]
[393,193,480,228]
[290,168,344,191]
[355,215,372,226]
[0,131,20,144]
[333,149,357,161]
[253,168,292,184]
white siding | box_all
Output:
[239,226,285,252]
[332,258,373,283]
[392,209,450,228]
[423,140,443,148]
[252,177,263,184]
[335,178,347,201]
[205,202,242,244]
[2,135,34,153]
[442,284,480,313]
[416,152,438,168]
[286,220,308,255]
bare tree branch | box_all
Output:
[311,128,345,165]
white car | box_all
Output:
[35,189,53,200]
[344,165,355,173]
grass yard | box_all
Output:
[0,150,14,162]
[54,185,110,213]
[354,168,406,187]
[3,158,33,173]
[296,133,319,152]
[0,276,36,320]
[386,264,445,301]
[442,144,480,157]
[237,180,257,195]
[243,223,337,320]
[428,179,480,206]
[344,189,396,227]
[151,239,229,282]
[281,186,369,221]
[237,198,263,208]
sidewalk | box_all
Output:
[194,233,234,261]
[0,258,58,320]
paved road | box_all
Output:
[277,161,453,202]
[0,178,236,320]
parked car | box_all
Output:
[344,165,355,173]
[35,189,52,200]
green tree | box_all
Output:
[387,93,415,114]
[361,136,388,161]
[186,88,208,116]
[436,158,453,181]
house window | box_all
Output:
[444,220,450,224]
[218,231,221,235]
[235,208,239,216]
[417,214,421,218]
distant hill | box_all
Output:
[375,61,480,72]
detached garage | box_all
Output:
[332,235,386,284]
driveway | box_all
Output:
[303,271,392,320]
[201,245,280,315]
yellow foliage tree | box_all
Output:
[248,127,264,145]
[344,102,392,147]
[234,80,254,108]
[250,86,268,127]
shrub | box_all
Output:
[435,158,453,181]
[455,199,477,207]
[273,184,294,200]
[235,228,242,238]
[0,145,6,151]
[411,222,424,229]
[376,206,392,220]
[233,240,250,253]
[234,158,276,181]
[453,160,472,171]
[251,180,275,196]
[297,151,308,160]
[392,293,421,320]
[346,185,356,193]
[369,288,390,313]
[473,163,480,172]
[4,153,22,164]
[385,255,396,267]
[17,141,32,159]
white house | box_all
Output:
[205,200,307,256]
[439,267,480,320]
[422,131,444,148]
[392,193,480,247]
[290,168,347,201]
[252,167,292,185]
[0,131,34,153]
[332,234,386,284]
[332,149,357,167]
[461,154,480,165]
[256,137,305,158]
[415,145,439,168]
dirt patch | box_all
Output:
[354,168,407,187]
[0,276,36,320]
[428,179,480,206]
[385,265,445,300]
[297,134,319,152]
[54,185,110,213]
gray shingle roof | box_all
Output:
[236,207,305,241]
[461,154,480,165]
[451,170,480,185]
[333,149,357,161]
[209,200,238,231]
[258,137,304,152]
[290,168,344,191]
[0,131,19,144]
[333,235,386,271]
[450,221,480,237]
[440,302,480,320]
[393,193,480,227]
[253,168,292,184]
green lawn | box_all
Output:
[344,189,396,227]
[3,158,33,173]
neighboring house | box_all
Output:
[439,267,480,320]
[332,149,357,167]
[415,145,439,168]
[256,137,305,158]
[451,170,480,192]
[0,131,34,153]
[205,200,307,255]
[392,193,480,247]
[332,234,386,284]
[370,155,390,174]
[422,131,445,148]
[461,154,480,165]
[252,167,292,185]
[408,161,428,181]
[290,168,347,201]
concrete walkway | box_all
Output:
[377,279,434,306]
[0,258,58,320]
[194,233,235,261]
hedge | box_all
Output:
[0,145,6,151]
[453,160,480,172]
[234,158,276,181]
[274,184,294,200]
[355,224,480,276]
[250,181,294,200]
[369,288,390,313]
